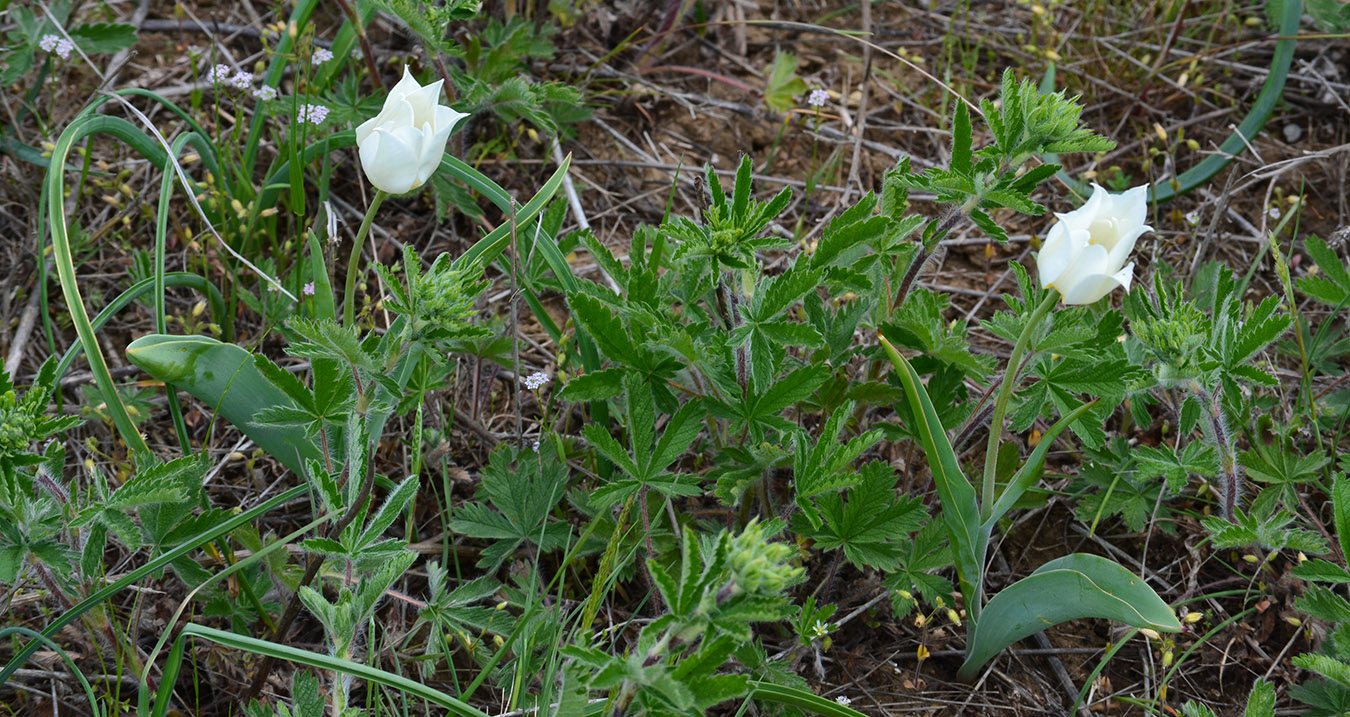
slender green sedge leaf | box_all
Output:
[0,484,308,683]
[125,335,323,474]
[983,399,1098,527]
[746,682,871,717]
[142,513,329,716]
[161,625,490,717]
[0,628,102,711]
[878,335,984,613]
[958,553,1181,680]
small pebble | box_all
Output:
[1283,123,1303,143]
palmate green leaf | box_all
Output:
[1334,473,1350,562]
[764,50,808,113]
[756,321,823,347]
[950,101,974,175]
[1292,559,1350,584]
[1228,295,1291,367]
[286,318,374,370]
[69,22,137,54]
[567,292,642,369]
[624,372,656,469]
[1297,236,1350,306]
[126,335,322,475]
[794,461,924,571]
[359,476,419,548]
[1295,654,1350,690]
[1298,585,1350,623]
[583,424,639,477]
[751,266,823,321]
[811,214,894,269]
[958,553,1181,679]
[558,367,627,401]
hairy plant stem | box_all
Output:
[241,449,379,705]
[1189,381,1241,519]
[342,189,389,328]
[893,204,969,312]
[980,289,1059,515]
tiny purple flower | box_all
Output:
[1268,206,1282,220]
[40,34,74,59]
[312,48,334,66]
[253,85,278,101]
[807,88,829,108]
[522,371,550,390]
[298,104,330,125]
[302,282,316,296]
[206,64,231,84]
[229,70,254,89]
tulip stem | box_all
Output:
[342,189,389,328]
[980,288,1059,516]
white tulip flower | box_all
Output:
[355,66,468,194]
[1038,183,1152,305]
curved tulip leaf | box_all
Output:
[879,335,984,611]
[983,399,1098,528]
[1041,0,1300,203]
[126,334,322,474]
[958,553,1181,680]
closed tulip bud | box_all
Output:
[356,66,468,194]
[1038,184,1152,304]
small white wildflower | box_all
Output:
[298,103,330,125]
[186,45,203,59]
[253,85,278,101]
[40,34,74,59]
[206,64,231,84]
[1268,206,1282,220]
[835,696,852,706]
[531,440,541,453]
[312,48,334,66]
[810,619,831,638]
[523,371,550,390]
[1185,210,1200,226]
[302,282,315,296]
[807,88,829,107]
[229,70,253,89]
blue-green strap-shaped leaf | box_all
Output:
[126,335,323,475]
[879,336,984,609]
[958,553,1181,680]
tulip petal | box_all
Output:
[433,105,469,134]
[1059,184,1107,233]
[1116,184,1149,228]
[1059,261,1134,305]
[388,66,421,103]
[1105,222,1151,273]
[359,127,421,194]
[404,79,443,126]
[1038,223,1081,288]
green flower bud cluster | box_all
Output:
[411,256,489,339]
[0,390,41,460]
[1132,300,1208,379]
[725,519,803,597]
